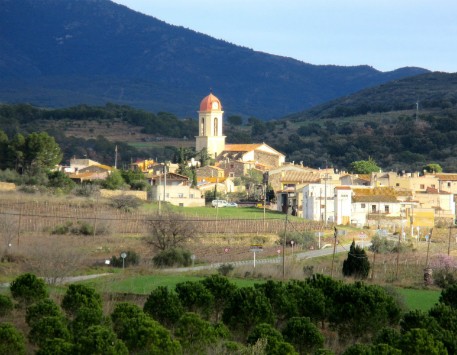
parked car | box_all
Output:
[212,200,228,208]
[226,202,238,207]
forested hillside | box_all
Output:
[0,0,427,119]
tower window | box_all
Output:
[201,118,205,135]
[214,117,218,136]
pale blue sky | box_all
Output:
[112,0,457,73]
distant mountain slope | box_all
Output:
[0,0,428,119]
[287,72,457,120]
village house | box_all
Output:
[147,172,204,207]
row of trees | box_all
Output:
[3,272,457,354]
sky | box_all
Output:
[111,0,457,73]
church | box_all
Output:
[195,93,285,169]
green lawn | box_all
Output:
[142,203,297,220]
[397,288,441,312]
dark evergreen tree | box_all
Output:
[342,240,370,279]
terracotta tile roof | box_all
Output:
[280,171,321,183]
[357,174,371,182]
[223,144,263,152]
[435,174,457,181]
[352,187,398,197]
[335,186,352,190]
[197,177,227,183]
[353,195,399,203]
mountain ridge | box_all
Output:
[0,0,429,118]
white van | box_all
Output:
[212,200,228,208]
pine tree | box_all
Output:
[342,240,370,279]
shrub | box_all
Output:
[218,263,234,276]
[72,184,100,197]
[278,231,317,250]
[152,248,192,268]
[10,273,48,306]
[51,221,73,235]
[0,294,13,316]
[110,251,140,268]
[71,221,94,235]
[0,323,26,355]
[110,195,142,212]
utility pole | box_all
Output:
[114,145,118,169]
[425,228,433,267]
[330,227,338,278]
[163,164,167,204]
[282,207,289,279]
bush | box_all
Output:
[0,294,13,316]
[152,248,192,268]
[110,195,142,212]
[51,221,73,235]
[278,231,317,250]
[110,251,140,268]
[51,220,108,236]
[10,273,48,306]
[218,264,234,276]
[72,184,100,197]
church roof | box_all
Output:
[223,144,263,152]
[199,93,222,111]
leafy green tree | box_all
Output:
[175,281,214,319]
[373,327,402,349]
[255,281,297,326]
[120,169,148,190]
[10,273,48,306]
[23,132,63,172]
[398,328,447,355]
[28,315,71,347]
[70,306,104,337]
[36,338,74,355]
[46,170,76,193]
[423,163,443,173]
[349,158,381,174]
[247,323,297,355]
[0,294,13,316]
[201,275,237,322]
[330,282,402,343]
[282,317,324,354]
[174,312,218,354]
[111,303,181,354]
[0,323,26,355]
[61,284,102,318]
[26,299,62,327]
[144,286,184,328]
[342,240,370,279]
[285,280,326,323]
[73,325,128,355]
[439,284,457,309]
[222,287,274,337]
[100,169,127,190]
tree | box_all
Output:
[36,338,74,355]
[342,240,370,279]
[111,303,181,354]
[423,163,443,173]
[247,323,297,355]
[100,169,127,190]
[201,275,237,322]
[26,299,62,327]
[399,328,447,355]
[145,211,197,251]
[439,284,457,308]
[73,325,128,355]
[143,286,184,328]
[330,282,402,343]
[175,281,214,319]
[349,158,381,174]
[0,294,13,316]
[282,317,324,354]
[46,170,76,193]
[227,115,243,126]
[23,132,63,173]
[174,312,218,354]
[222,287,274,337]
[10,273,48,306]
[0,323,26,355]
[28,316,71,347]
[61,284,102,318]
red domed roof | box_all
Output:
[199,93,222,111]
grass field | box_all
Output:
[75,272,442,312]
[397,287,441,312]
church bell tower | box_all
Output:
[195,93,226,158]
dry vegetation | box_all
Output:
[0,191,455,290]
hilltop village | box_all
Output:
[55,93,455,237]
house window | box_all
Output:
[361,203,366,208]
[385,205,390,213]
[372,205,377,213]
[431,184,436,188]
[178,193,184,198]
[190,194,194,198]
[420,184,425,189]
[396,183,400,187]
[448,182,451,187]
[230,164,234,168]
[229,172,235,178]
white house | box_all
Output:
[302,183,336,223]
